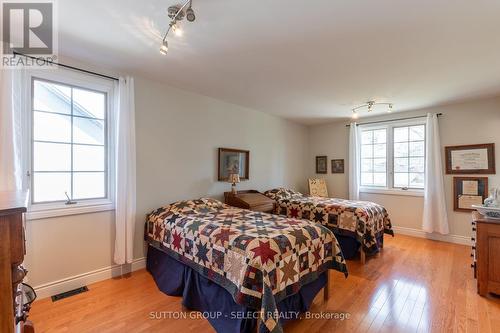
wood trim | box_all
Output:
[217,148,250,181]
[453,176,488,212]
[445,143,496,174]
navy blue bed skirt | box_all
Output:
[335,233,384,259]
[146,245,327,333]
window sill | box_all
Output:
[27,201,114,220]
[360,187,424,197]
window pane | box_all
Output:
[73,145,105,171]
[361,145,373,158]
[33,80,71,114]
[73,117,105,145]
[33,142,71,171]
[409,125,425,141]
[373,129,386,144]
[394,173,409,188]
[394,158,409,172]
[34,111,71,143]
[410,173,425,188]
[33,172,71,202]
[394,142,409,157]
[373,144,386,158]
[409,157,425,172]
[361,159,373,172]
[373,158,386,172]
[409,141,425,157]
[361,173,373,186]
[73,88,105,119]
[73,172,105,199]
[362,131,373,144]
[394,127,408,142]
[373,173,386,186]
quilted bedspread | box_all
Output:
[145,198,348,333]
[264,188,394,254]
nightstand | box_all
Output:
[224,190,275,213]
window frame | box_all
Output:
[23,68,116,220]
[359,118,426,197]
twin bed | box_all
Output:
[145,198,347,333]
[144,189,393,332]
[264,188,394,262]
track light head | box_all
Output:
[172,22,183,36]
[352,111,359,119]
[186,7,195,22]
[388,104,393,113]
[160,40,168,55]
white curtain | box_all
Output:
[0,69,24,191]
[422,113,449,234]
[348,122,360,200]
[114,76,137,265]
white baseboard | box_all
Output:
[392,226,471,246]
[33,257,146,300]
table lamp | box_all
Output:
[228,173,240,195]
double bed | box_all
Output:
[145,198,348,333]
[264,188,394,262]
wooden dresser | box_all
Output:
[0,191,32,333]
[224,190,275,213]
[472,211,500,296]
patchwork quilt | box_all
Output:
[264,188,394,254]
[145,198,348,333]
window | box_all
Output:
[359,120,426,194]
[25,70,114,218]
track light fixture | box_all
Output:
[351,101,395,119]
[160,0,196,55]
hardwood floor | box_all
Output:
[30,235,500,333]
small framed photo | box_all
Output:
[453,176,488,212]
[218,148,249,181]
[331,159,345,173]
[445,143,495,174]
[316,156,327,174]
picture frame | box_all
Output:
[218,148,249,181]
[453,176,488,212]
[331,159,345,174]
[445,143,495,174]
[316,156,327,174]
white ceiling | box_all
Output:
[58,0,500,124]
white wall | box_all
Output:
[308,96,500,238]
[25,75,309,292]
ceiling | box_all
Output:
[58,0,500,124]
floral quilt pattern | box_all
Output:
[145,198,347,333]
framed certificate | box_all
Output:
[453,177,488,212]
[445,143,495,174]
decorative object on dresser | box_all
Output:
[227,173,240,195]
[218,148,249,181]
[331,159,344,174]
[315,155,327,174]
[0,191,34,333]
[308,179,329,197]
[224,190,275,213]
[453,177,488,212]
[471,211,500,296]
[445,143,496,174]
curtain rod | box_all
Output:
[345,113,443,127]
[12,51,119,82]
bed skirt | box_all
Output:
[146,245,327,333]
[335,232,384,259]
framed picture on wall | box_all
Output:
[218,148,249,181]
[453,176,488,212]
[445,143,496,174]
[331,159,345,173]
[316,156,327,174]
